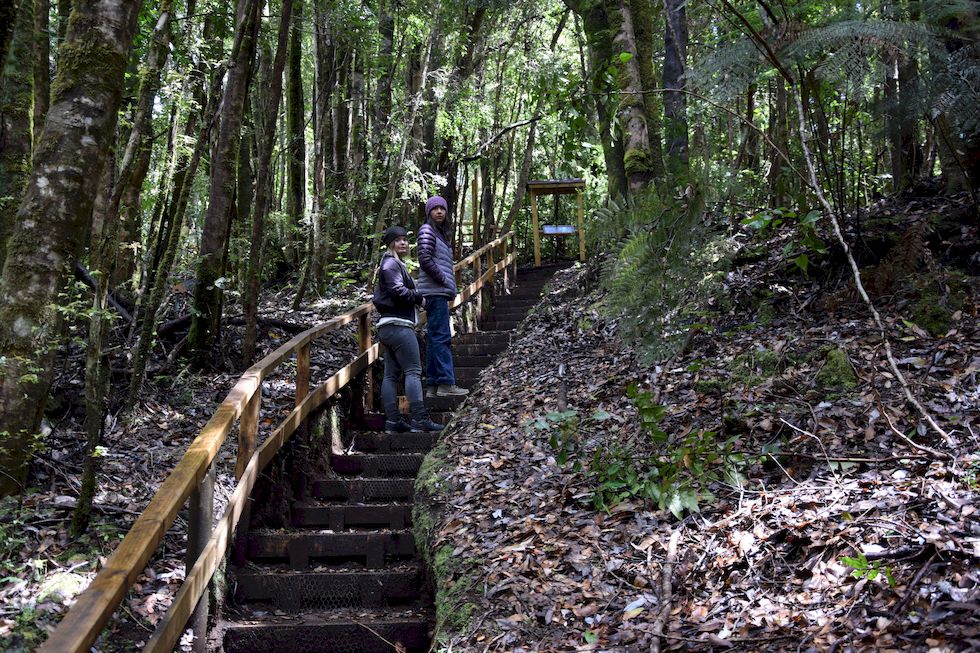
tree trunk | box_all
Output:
[627,0,666,182]
[285,0,305,269]
[0,0,35,270]
[33,0,50,145]
[663,0,688,174]
[243,0,292,364]
[0,0,16,66]
[127,66,225,407]
[71,153,119,536]
[0,0,142,497]
[106,0,173,288]
[187,0,260,367]
[566,0,628,198]
[371,20,436,243]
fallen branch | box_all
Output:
[790,86,953,448]
[875,394,953,461]
[650,529,681,653]
[73,262,133,324]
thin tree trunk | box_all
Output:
[127,67,226,407]
[242,0,292,364]
[72,153,119,536]
[0,0,35,270]
[188,0,260,367]
[663,0,689,173]
[33,0,50,145]
[285,0,305,269]
[371,19,437,242]
[0,0,16,66]
[0,0,142,497]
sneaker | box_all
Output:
[425,387,437,398]
[385,417,421,435]
[436,384,469,397]
[410,416,444,433]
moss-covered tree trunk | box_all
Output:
[663,0,688,174]
[602,0,652,193]
[243,0,292,364]
[187,0,260,367]
[0,0,142,497]
[627,0,666,182]
[0,0,35,270]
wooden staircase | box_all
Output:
[216,265,563,653]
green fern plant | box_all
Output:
[593,189,732,361]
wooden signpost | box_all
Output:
[528,178,586,267]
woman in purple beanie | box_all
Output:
[416,196,468,397]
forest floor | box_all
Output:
[1,192,978,653]
[421,192,979,652]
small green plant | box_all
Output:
[742,208,828,275]
[529,410,581,469]
[841,553,896,588]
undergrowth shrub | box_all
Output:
[591,189,733,361]
[530,386,757,519]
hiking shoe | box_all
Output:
[436,384,469,397]
[385,417,421,435]
[409,402,444,433]
[425,387,437,398]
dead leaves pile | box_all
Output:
[427,248,978,650]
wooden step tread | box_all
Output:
[220,608,431,653]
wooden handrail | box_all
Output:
[41,231,515,653]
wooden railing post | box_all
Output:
[474,254,483,325]
[186,463,215,653]
[357,313,373,411]
[295,342,310,408]
[236,384,261,480]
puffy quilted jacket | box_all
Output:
[416,222,457,297]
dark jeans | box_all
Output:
[423,295,455,386]
[377,323,423,414]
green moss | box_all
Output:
[623,147,653,175]
[756,301,775,326]
[814,347,857,390]
[909,271,968,337]
[50,34,128,101]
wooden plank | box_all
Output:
[236,385,261,480]
[531,192,541,267]
[295,342,310,408]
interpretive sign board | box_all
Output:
[542,224,577,235]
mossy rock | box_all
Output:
[908,271,969,337]
[814,347,857,390]
[37,572,87,604]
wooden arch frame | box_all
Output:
[527,178,586,267]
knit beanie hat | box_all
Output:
[382,225,408,246]
[424,196,448,217]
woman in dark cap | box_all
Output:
[373,225,443,434]
[417,196,468,397]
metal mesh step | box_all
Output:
[247,530,416,569]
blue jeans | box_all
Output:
[377,323,423,416]
[423,295,455,386]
